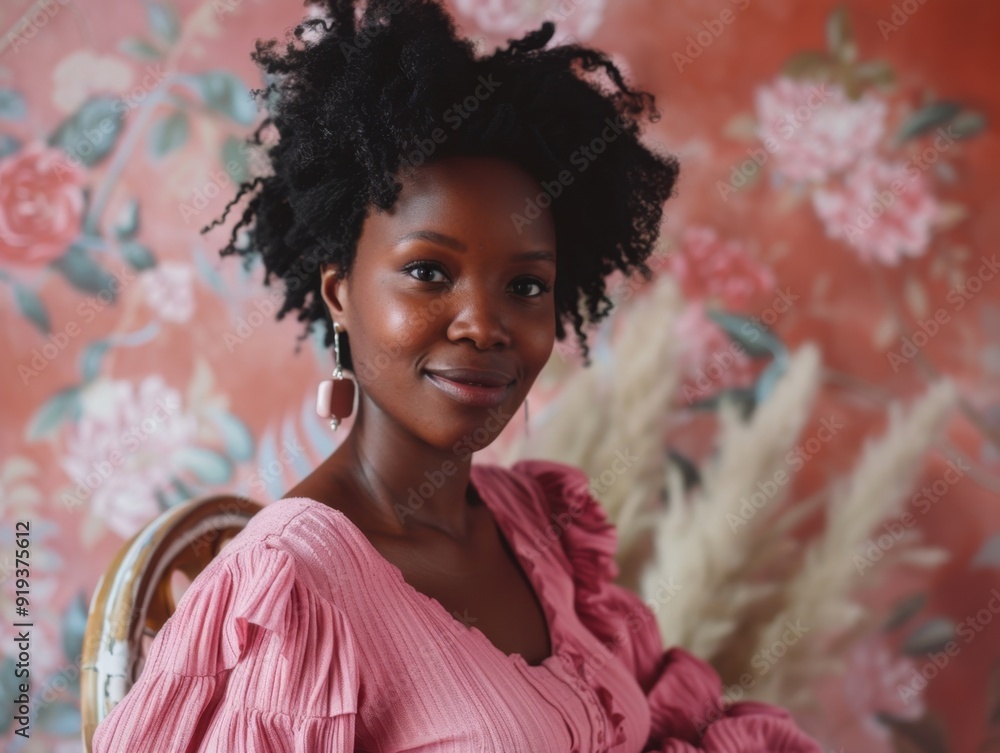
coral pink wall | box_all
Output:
[0,1,997,751]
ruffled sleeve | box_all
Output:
[515,458,822,753]
[91,541,359,753]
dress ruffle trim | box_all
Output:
[512,459,634,751]
[511,459,822,753]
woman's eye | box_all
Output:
[405,262,447,283]
[512,278,550,298]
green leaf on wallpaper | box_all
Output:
[194,71,258,126]
[61,592,89,663]
[781,51,833,81]
[825,5,856,64]
[948,110,987,140]
[0,88,26,120]
[80,340,111,382]
[0,133,21,158]
[37,700,82,735]
[14,282,50,334]
[121,240,157,271]
[119,35,165,61]
[753,355,788,404]
[193,243,227,294]
[146,0,181,46]
[149,109,189,159]
[883,592,927,632]
[27,386,82,440]
[222,134,250,183]
[901,616,955,655]
[48,95,125,167]
[704,310,784,359]
[689,386,756,418]
[51,244,118,297]
[892,101,962,146]
[0,657,19,734]
[113,198,141,240]
[172,446,233,484]
[205,406,255,462]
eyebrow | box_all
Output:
[394,230,556,263]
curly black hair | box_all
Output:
[201,0,680,369]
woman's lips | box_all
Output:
[424,372,514,408]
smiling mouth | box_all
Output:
[423,372,515,408]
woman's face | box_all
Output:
[320,154,557,453]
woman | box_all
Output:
[92,1,822,750]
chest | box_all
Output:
[372,523,553,666]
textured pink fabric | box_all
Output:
[91,459,822,752]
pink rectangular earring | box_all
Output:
[316,321,357,431]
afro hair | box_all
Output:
[202,0,681,369]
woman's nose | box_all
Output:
[445,288,511,349]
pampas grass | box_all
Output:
[513,265,960,714]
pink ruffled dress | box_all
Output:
[91,459,822,752]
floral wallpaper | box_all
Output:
[1,0,998,751]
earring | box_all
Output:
[524,398,530,438]
[316,321,356,431]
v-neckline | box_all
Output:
[280,464,561,669]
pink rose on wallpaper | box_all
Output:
[454,0,605,42]
[0,141,85,270]
[60,375,198,538]
[674,301,756,404]
[754,77,887,184]
[666,226,776,311]
[140,262,196,322]
[811,156,940,265]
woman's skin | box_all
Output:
[285,154,559,664]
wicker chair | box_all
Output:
[80,495,263,752]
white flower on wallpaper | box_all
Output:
[454,0,605,43]
[51,51,134,114]
[811,156,940,265]
[754,76,888,184]
[139,261,196,323]
[59,376,198,538]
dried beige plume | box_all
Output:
[638,342,823,661]
[743,377,958,707]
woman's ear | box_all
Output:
[319,264,349,327]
